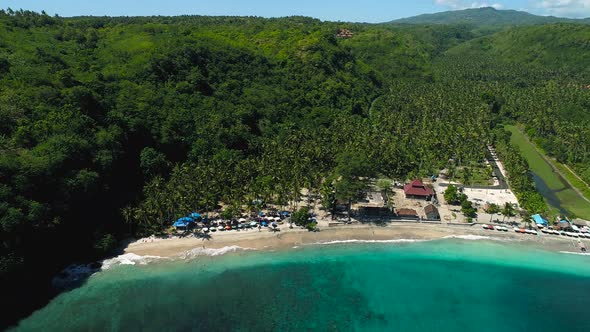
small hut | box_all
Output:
[396,208,419,219]
[404,179,434,200]
[336,29,354,38]
[424,204,440,220]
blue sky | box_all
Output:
[2,0,590,22]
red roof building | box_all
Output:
[396,208,419,218]
[336,29,354,38]
[404,179,434,199]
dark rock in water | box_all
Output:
[52,263,100,291]
[90,262,102,269]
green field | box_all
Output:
[554,163,590,200]
[505,125,590,219]
[456,165,494,186]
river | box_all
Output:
[506,125,590,219]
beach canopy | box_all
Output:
[273,217,280,221]
[189,213,202,219]
[532,214,548,226]
[258,212,265,216]
[261,221,268,226]
[173,217,195,228]
[249,221,258,226]
[238,217,247,222]
[280,211,290,216]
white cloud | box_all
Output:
[532,0,590,17]
[434,0,504,10]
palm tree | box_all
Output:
[501,203,514,225]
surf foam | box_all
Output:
[180,246,254,259]
[443,234,508,241]
[559,251,590,256]
[101,253,164,270]
[312,239,427,246]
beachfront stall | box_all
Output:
[173,217,195,229]
[532,214,548,227]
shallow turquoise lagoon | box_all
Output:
[12,239,590,331]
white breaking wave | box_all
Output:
[559,251,590,256]
[443,234,508,241]
[101,253,164,270]
[180,246,254,259]
[312,239,427,246]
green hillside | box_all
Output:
[2,8,590,328]
[391,7,589,27]
[445,23,590,75]
[0,11,437,327]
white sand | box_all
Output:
[124,222,588,258]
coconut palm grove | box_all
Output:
[1,6,590,329]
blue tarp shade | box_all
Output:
[532,214,548,226]
[189,213,201,220]
[174,217,195,228]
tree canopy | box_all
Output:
[1,10,590,327]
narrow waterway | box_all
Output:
[506,125,590,218]
[530,172,568,215]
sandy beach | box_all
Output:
[125,222,589,258]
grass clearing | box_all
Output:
[554,163,590,200]
[505,125,590,219]
[455,165,493,186]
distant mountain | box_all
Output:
[389,7,589,27]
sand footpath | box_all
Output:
[125,223,588,258]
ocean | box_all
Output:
[11,239,590,331]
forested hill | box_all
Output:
[391,7,589,27]
[445,24,590,76]
[2,9,590,328]
[0,10,432,327]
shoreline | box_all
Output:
[124,223,589,258]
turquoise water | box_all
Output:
[12,240,590,331]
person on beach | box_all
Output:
[258,224,261,232]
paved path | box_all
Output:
[368,94,383,118]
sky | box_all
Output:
[2,0,590,22]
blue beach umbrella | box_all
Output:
[189,213,201,220]
[174,217,195,228]
[261,221,268,227]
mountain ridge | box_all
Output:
[389,7,590,26]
